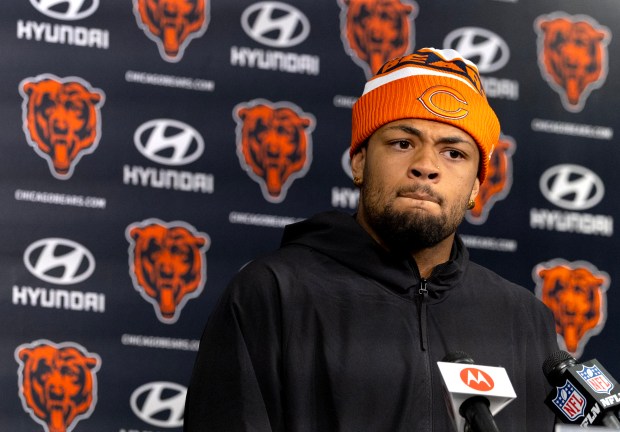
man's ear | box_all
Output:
[350,147,366,180]
[469,177,480,201]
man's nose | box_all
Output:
[409,148,440,180]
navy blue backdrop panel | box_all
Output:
[1,0,619,430]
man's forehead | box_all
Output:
[375,119,478,146]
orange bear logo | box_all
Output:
[535,13,610,112]
[133,0,209,62]
[15,340,100,432]
[127,219,210,324]
[19,75,105,180]
[534,259,609,359]
[233,100,315,203]
[466,135,515,225]
[339,0,417,78]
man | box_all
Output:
[185,48,559,431]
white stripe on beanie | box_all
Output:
[363,66,479,95]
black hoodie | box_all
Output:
[185,211,559,431]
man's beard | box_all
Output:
[361,183,468,253]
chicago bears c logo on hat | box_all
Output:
[15,340,101,432]
[418,85,469,120]
[133,0,209,62]
[534,259,609,359]
[233,99,315,203]
[534,12,610,113]
[339,0,417,78]
[19,74,105,180]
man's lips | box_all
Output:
[398,191,440,204]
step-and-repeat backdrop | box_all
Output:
[1,0,619,430]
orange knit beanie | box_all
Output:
[351,47,500,183]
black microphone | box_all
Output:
[543,350,620,429]
[438,351,514,432]
[444,351,475,364]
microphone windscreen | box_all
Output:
[443,351,475,364]
[542,350,577,386]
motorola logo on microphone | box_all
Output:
[460,367,495,391]
[24,238,95,285]
[437,359,516,432]
[130,381,186,428]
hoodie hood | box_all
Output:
[281,211,468,301]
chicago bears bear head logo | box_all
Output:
[15,340,101,432]
[133,0,209,62]
[19,75,105,180]
[534,259,609,359]
[339,0,417,78]
[534,13,610,112]
[233,99,315,203]
[466,135,515,225]
[126,219,209,324]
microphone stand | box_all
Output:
[460,396,501,432]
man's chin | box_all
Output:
[373,209,452,248]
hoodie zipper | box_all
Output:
[418,278,429,351]
[417,278,433,430]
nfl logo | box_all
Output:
[553,381,586,421]
[578,365,614,394]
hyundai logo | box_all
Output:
[443,27,510,74]
[130,381,186,428]
[134,119,204,166]
[29,0,99,21]
[539,164,604,210]
[24,238,95,285]
[241,1,310,48]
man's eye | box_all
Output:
[392,140,410,149]
[445,150,464,159]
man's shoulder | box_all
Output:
[465,260,539,302]
[229,243,321,286]
[245,242,318,269]
[464,261,557,339]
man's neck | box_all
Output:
[411,234,455,279]
[355,212,455,279]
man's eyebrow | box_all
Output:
[382,125,423,137]
[438,136,476,146]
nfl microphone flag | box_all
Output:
[545,357,620,427]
